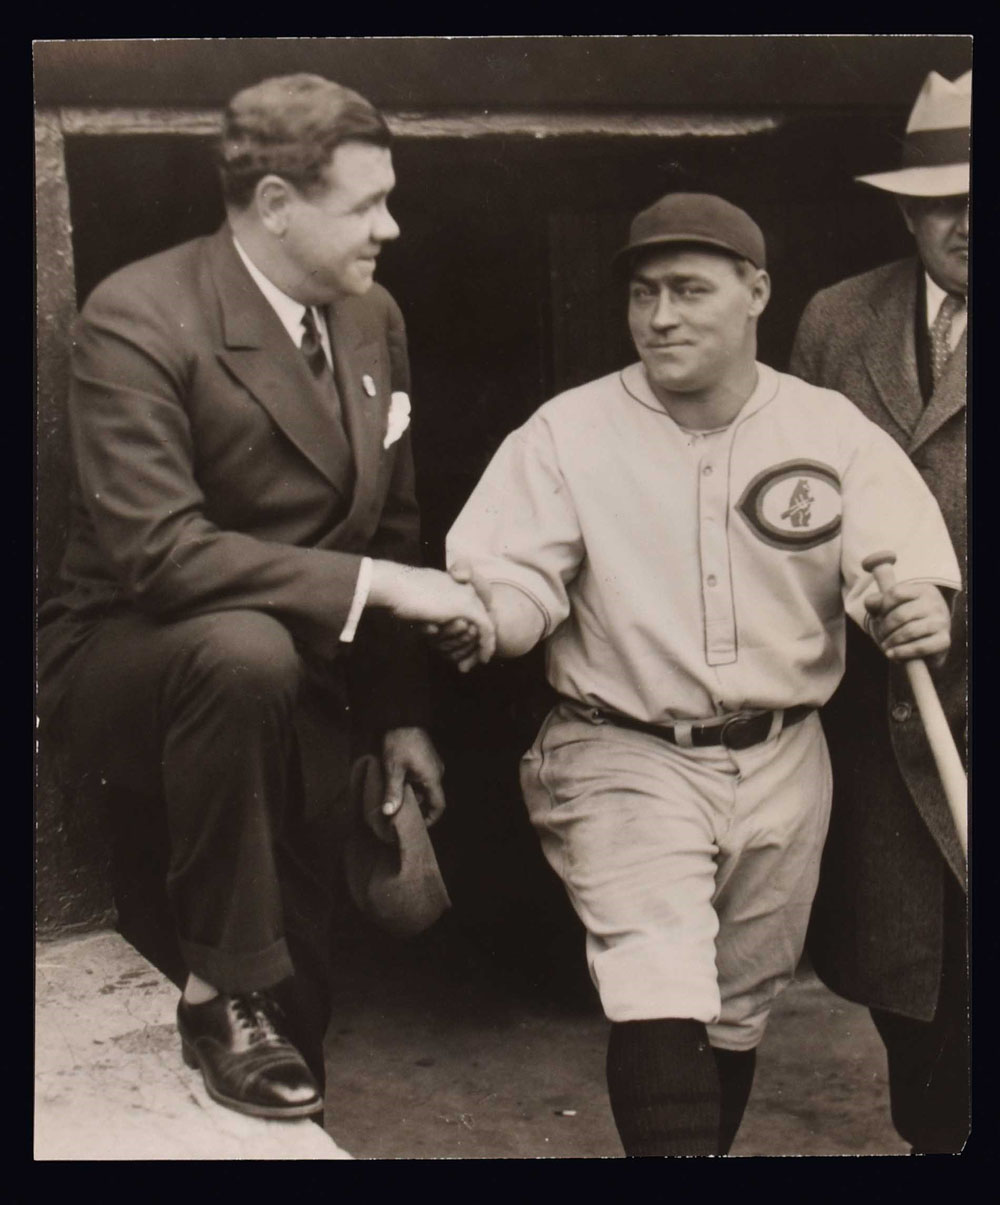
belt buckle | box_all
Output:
[719,712,764,750]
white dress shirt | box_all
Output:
[232,235,371,642]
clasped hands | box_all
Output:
[369,558,495,671]
[421,563,497,673]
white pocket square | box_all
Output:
[384,391,411,449]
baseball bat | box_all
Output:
[861,551,967,859]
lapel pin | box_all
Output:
[362,374,377,398]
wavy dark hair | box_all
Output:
[218,74,391,209]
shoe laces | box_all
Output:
[230,992,286,1046]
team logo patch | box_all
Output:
[737,460,842,550]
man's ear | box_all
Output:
[897,195,917,237]
[254,174,295,237]
[748,269,771,319]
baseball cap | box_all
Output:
[615,192,766,270]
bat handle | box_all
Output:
[861,549,899,596]
[861,550,968,859]
[905,661,968,858]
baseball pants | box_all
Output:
[520,702,833,1050]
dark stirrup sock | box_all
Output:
[712,1046,757,1155]
[606,1018,721,1156]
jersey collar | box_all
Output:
[620,361,780,430]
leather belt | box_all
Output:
[562,698,813,751]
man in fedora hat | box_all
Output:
[438,191,960,1155]
[36,74,494,1123]
[790,70,969,1152]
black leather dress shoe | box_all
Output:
[177,991,323,1119]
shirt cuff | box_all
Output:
[340,556,373,644]
[487,577,555,639]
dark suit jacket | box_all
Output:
[38,226,428,764]
[790,256,966,1020]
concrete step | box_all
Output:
[34,929,352,1160]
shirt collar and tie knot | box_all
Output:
[230,236,334,373]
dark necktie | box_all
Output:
[930,294,965,388]
[300,307,344,429]
[300,308,330,378]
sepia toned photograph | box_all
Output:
[34,35,970,1160]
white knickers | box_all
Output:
[520,703,832,1050]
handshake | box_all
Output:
[369,560,497,673]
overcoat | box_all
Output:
[38,226,428,810]
[790,256,967,1020]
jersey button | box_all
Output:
[702,464,713,476]
[706,574,718,587]
[891,702,912,723]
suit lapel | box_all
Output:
[909,327,967,453]
[859,261,924,437]
[208,229,354,491]
[327,297,390,528]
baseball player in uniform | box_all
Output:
[438,193,960,1156]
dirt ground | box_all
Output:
[321,920,908,1160]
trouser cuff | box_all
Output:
[179,934,294,994]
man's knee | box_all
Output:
[177,611,303,707]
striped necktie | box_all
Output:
[930,294,965,388]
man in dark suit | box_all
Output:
[36,74,494,1121]
[790,70,969,1153]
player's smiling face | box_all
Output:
[627,247,770,401]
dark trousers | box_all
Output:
[870,880,970,1154]
[50,608,353,1085]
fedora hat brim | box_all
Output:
[856,162,969,197]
